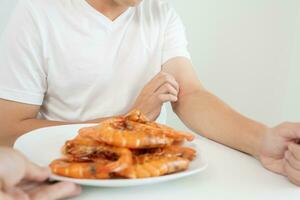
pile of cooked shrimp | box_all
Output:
[50,110,197,179]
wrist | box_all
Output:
[252,124,269,159]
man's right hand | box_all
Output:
[131,72,179,121]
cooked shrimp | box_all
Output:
[50,159,112,179]
[131,120,195,142]
[125,109,149,123]
[62,137,133,173]
[79,110,194,149]
[126,110,195,142]
[118,155,190,179]
[62,135,100,157]
[50,110,196,179]
[79,121,175,149]
[152,145,197,161]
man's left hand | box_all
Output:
[259,122,300,186]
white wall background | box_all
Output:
[167,0,300,130]
[283,9,300,122]
[0,0,18,29]
[0,0,299,129]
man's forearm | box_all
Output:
[0,117,110,147]
[173,89,268,157]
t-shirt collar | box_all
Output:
[79,0,134,28]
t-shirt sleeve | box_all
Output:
[0,0,46,105]
[161,7,191,64]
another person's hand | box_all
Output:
[0,147,81,200]
[259,122,300,186]
[131,72,179,121]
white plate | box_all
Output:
[14,124,207,187]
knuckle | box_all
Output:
[164,83,172,90]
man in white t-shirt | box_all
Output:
[0,0,300,186]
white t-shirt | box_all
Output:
[0,0,190,123]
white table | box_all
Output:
[73,136,300,200]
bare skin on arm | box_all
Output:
[162,57,300,185]
[0,99,114,146]
[162,57,267,156]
